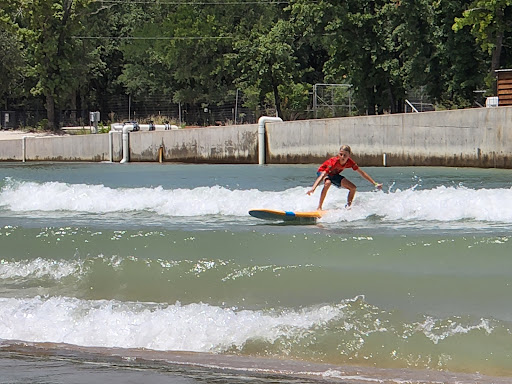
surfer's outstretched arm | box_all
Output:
[356,168,382,189]
[307,171,327,196]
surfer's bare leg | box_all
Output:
[341,178,357,206]
[318,179,332,210]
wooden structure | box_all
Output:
[496,69,512,106]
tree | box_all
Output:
[0,4,25,109]
[320,0,408,114]
[319,0,486,112]
[426,0,487,107]
[83,1,166,121]
[233,18,299,118]
[20,0,92,130]
[0,0,503,125]
[453,0,512,91]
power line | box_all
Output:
[79,0,294,40]
[72,36,233,40]
[93,0,290,4]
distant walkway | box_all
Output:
[0,130,69,141]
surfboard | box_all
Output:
[248,209,323,223]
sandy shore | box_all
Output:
[0,129,69,141]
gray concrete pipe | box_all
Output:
[258,116,283,165]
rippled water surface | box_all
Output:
[1,163,511,383]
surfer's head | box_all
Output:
[340,145,351,155]
[338,145,352,160]
[338,145,352,164]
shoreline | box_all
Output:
[2,340,512,384]
[0,129,70,141]
[1,107,512,167]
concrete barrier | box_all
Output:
[27,135,110,162]
[1,107,512,168]
[0,134,118,162]
[128,124,258,163]
[0,137,23,161]
[266,107,512,168]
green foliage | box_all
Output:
[13,0,95,129]
[453,0,512,90]
[1,0,507,122]
[0,1,26,107]
[233,17,299,117]
[278,82,311,120]
[421,0,487,107]
[453,0,512,54]
[0,28,24,107]
[119,2,238,107]
[37,118,50,130]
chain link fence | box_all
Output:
[1,100,257,130]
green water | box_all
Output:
[1,163,512,381]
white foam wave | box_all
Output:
[0,296,340,352]
[2,180,512,223]
[321,185,512,223]
[0,257,82,280]
[0,179,311,216]
[417,316,493,344]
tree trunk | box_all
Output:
[491,8,504,94]
[269,64,283,118]
[70,90,77,124]
[367,87,377,115]
[46,94,55,130]
[46,94,60,131]
[491,31,503,93]
[272,82,283,119]
[387,82,396,113]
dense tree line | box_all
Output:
[1,0,511,130]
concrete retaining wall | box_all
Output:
[0,134,117,162]
[1,107,512,168]
[26,134,113,162]
[0,138,23,161]
[128,124,258,163]
[266,107,512,168]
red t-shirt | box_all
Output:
[318,156,359,176]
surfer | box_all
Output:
[307,145,383,210]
